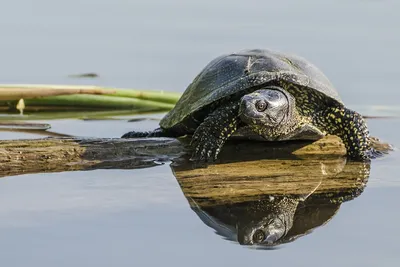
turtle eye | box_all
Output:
[255,100,267,112]
[252,230,265,244]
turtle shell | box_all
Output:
[160,49,343,129]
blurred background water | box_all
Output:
[0,0,399,266]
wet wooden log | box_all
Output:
[0,137,186,178]
[0,135,390,178]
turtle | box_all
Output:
[122,49,379,161]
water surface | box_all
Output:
[0,0,400,266]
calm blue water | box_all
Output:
[0,0,400,266]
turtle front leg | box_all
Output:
[190,103,240,162]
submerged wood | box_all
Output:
[0,135,391,180]
[0,121,51,130]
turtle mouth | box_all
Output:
[240,112,279,126]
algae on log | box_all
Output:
[0,135,390,178]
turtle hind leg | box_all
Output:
[190,103,240,162]
[315,106,376,160]
[121,128,172,138]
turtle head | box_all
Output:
[239,87,297,135]
[237,216,287,246]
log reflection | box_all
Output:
[172,148,370,248]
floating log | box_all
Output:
[0,135,391,179]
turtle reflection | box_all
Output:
[191,196,302,246]
[188,186,364,248]
[171,146,370,248]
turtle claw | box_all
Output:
[121,131,149,138]
[121,128,169,138]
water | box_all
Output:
[0,0,400,266]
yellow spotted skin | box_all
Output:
[121,128,169,138]
[278,81,374,160]
[190,102,240,161]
